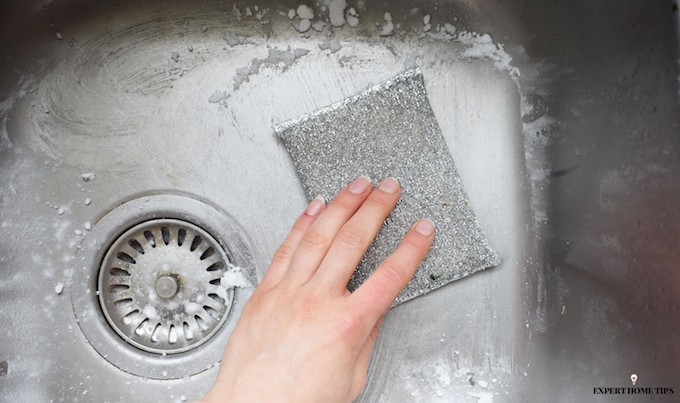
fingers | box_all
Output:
[280,177,373,288]
[258,197,326,290]
[312,178,401,293]
[349,219,435,323]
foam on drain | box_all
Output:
[99,219,233,354]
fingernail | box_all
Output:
[348,176,371,194]
[378,177,400,194]
[305,197,325,216]
[414,219,434,236]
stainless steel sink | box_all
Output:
[1,0,678,401]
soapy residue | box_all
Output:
[469,391,494,403]
[312,20,326,32]
[319,38,342,53]
[296,5,314,20]
[184,301,202,315]
[296,18,312,33]
[142,305,159,320]
[380,12,394,36]
[215,265,252,302]
[290,2,354,32]
[346,7,359,28]
[232,47,310,90]
[208,91,227,103]
[223,32,247,47]
[398,356,507,402]
[423,14,432,32]
[221,264,252,289]
[328,0,346,27]
[457,32,520,79]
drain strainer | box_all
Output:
[70,193,259,379]
[99,219,233,354]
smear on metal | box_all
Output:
[275,67,500,305]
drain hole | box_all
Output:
[110,267,130,276]
[190,236,202,251]
[209,278,221,285]
[168,325,178,344]
[206,262,223,272]
[117,252,136,264]
[151,324,163,343]
[178,229,186,246]
[204,306,220,321]
[195,315,208,332]
[135,319,149,336]
[122,310,139,325]
[200,247,215,260]
[128,239,145,254]
[209,293,225,305]
[109,284,130,293]
[144,231,156,247]
[183,322,194,340]
[161,227,170,245]
[114,298,133,307]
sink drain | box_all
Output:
[99,219,233,354]
[70,193,259,379]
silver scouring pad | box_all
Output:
[274,67,500,305]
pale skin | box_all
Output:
[198,176,435,403]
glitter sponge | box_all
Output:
[274,67,500,305]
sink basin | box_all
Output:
[1,0,678,401]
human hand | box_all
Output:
[198,177,434,403]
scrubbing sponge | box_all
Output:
[274,68,500,305]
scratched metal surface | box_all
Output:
[0,0,678,402]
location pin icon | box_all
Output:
[631,374,638,386]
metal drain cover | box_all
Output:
[99,219,233,354]
[71,193,258,379]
